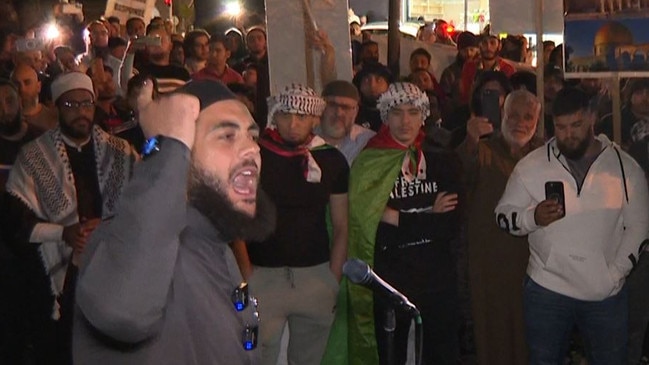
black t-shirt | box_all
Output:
[139,64,190,93]
[248,146,349,267]
[374,148,462,296]
[356,100,382,132]
[0,126,39,191]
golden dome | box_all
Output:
[594,22,634,46]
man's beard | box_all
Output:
[0,111,22,136]
[59,115,93,140]
[188,165,276,242]
[481,51,496,61]
[503,128,534,150]
[321,117,349,140]
[557,132,591,160]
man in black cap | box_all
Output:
[353,62,393,132]
[73,79,276,364]
[440,31,479,114]
[315,80,375,165]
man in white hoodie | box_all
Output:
[495,87,649,365]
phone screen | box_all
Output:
[480,89,502,131]
[544,181,566,217]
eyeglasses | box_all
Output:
[61,100,95,110]
[232,282,259,351]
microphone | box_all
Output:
[343,258,419,315]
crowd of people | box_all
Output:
[0,4,649,365]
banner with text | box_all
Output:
[104,0,156,24]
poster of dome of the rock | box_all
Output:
[564,0,649,77]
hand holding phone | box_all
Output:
[479,89,502,131]
[535,181,566,226]
[466,115,494,145]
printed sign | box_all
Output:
[104,0,156,24]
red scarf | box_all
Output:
[259,129,326,182]
[259,128,315,157]
[366,125,426,180]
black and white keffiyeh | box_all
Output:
[266,83,326,129]
[6,125,136,319]
[265,84,328,182]
[377,82,430,123]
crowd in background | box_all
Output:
[0,2,649,365]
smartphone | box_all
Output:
[544,181,566,217]
[133,36,162,47]
[15,38,45,52]
[61,3,83,15]
[480,89,502,130]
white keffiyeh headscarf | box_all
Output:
[378,82,431,123]
[376,82,431,181]
[263,84,328,183]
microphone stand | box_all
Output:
[413,310,423,365]
[383,302,423,365]
[383,307,396,365]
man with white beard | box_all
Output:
[458,89,544,365]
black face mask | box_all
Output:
[187,165,276,242]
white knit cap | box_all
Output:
[266,84,326,128]
[378,82,430,123]
[51,72,95,103]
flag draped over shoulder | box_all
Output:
[321,126,425,365]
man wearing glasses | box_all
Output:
[315,80,375,165]
[73,79,275,364]
[3,71,137,363]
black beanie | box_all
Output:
[456,31,478,50]
[322,80,360,102]
[175,79,237,110]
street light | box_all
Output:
[225,1,242,17]
[44,23,60,41]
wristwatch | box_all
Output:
[141,135,164,159]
